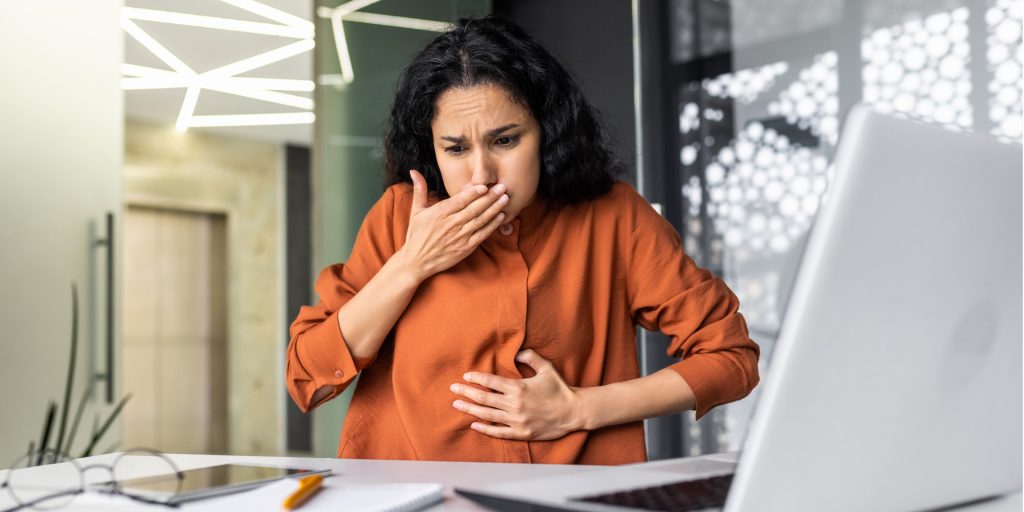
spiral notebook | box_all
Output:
[184,477,444,512]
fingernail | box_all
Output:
[463,373,472,381]
[499,194,509,204]
[474,185,487,194]
[493,183,507,194]
[450,384,460,393]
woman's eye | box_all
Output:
[495,136,518,147]
[445,145,465,155]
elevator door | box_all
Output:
[122,206,228,454]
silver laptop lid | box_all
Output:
[726,105,1023,512]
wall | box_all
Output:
[123,119,283,455]
[493,0,638,182]
[0,1,124,464]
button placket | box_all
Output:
[492,224,531,463]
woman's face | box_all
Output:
[431,83,542,224]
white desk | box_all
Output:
[0,453,1019,511]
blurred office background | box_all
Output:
[0,0,1020,465]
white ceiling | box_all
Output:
[123,0,314,146]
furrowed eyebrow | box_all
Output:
[440,123,519,143]
[485,123,519,137]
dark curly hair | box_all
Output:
[383,16,623,206]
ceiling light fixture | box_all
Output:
[316,0,448,86]
[121,0,315,131]
[122,7,312,38]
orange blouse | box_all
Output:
[287,181,759,465]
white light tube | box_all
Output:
[343,12,449,32]
[335,0,383,17]
[188,112,316,127]
[122,7,311,39]
[202,83,314,110]
[218,0,314,32]
[315,5,447,31]
[205,77,315,92]
[316,1,447,85]
[330,10,355,84]
[123,77,314,96]
[122,65,314,92]
[176,86,202,131]
[121,17,195,76]
[204,39,315,78]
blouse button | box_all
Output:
[499,223,514,236]
[334,370,344,378]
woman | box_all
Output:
[287,16,759,465]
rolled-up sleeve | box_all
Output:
[624,191,760,420]
[286,186,399,412]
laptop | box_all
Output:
[455,104,1023,512]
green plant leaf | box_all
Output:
[54,284,78,461]
[80,394,132,458]
[63,380,94,457]
[36,402,56,466]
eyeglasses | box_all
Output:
[1,448,184,511]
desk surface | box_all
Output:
[0,452,1019,511]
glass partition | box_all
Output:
[642,0,1022,455]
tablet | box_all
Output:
[114,464,331,504]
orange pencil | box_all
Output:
[283,474,324,510]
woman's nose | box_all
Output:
[470,153,498,187]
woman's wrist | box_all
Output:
[390,247,430,286]
[568,370,697,433]
[570,386,599,432]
